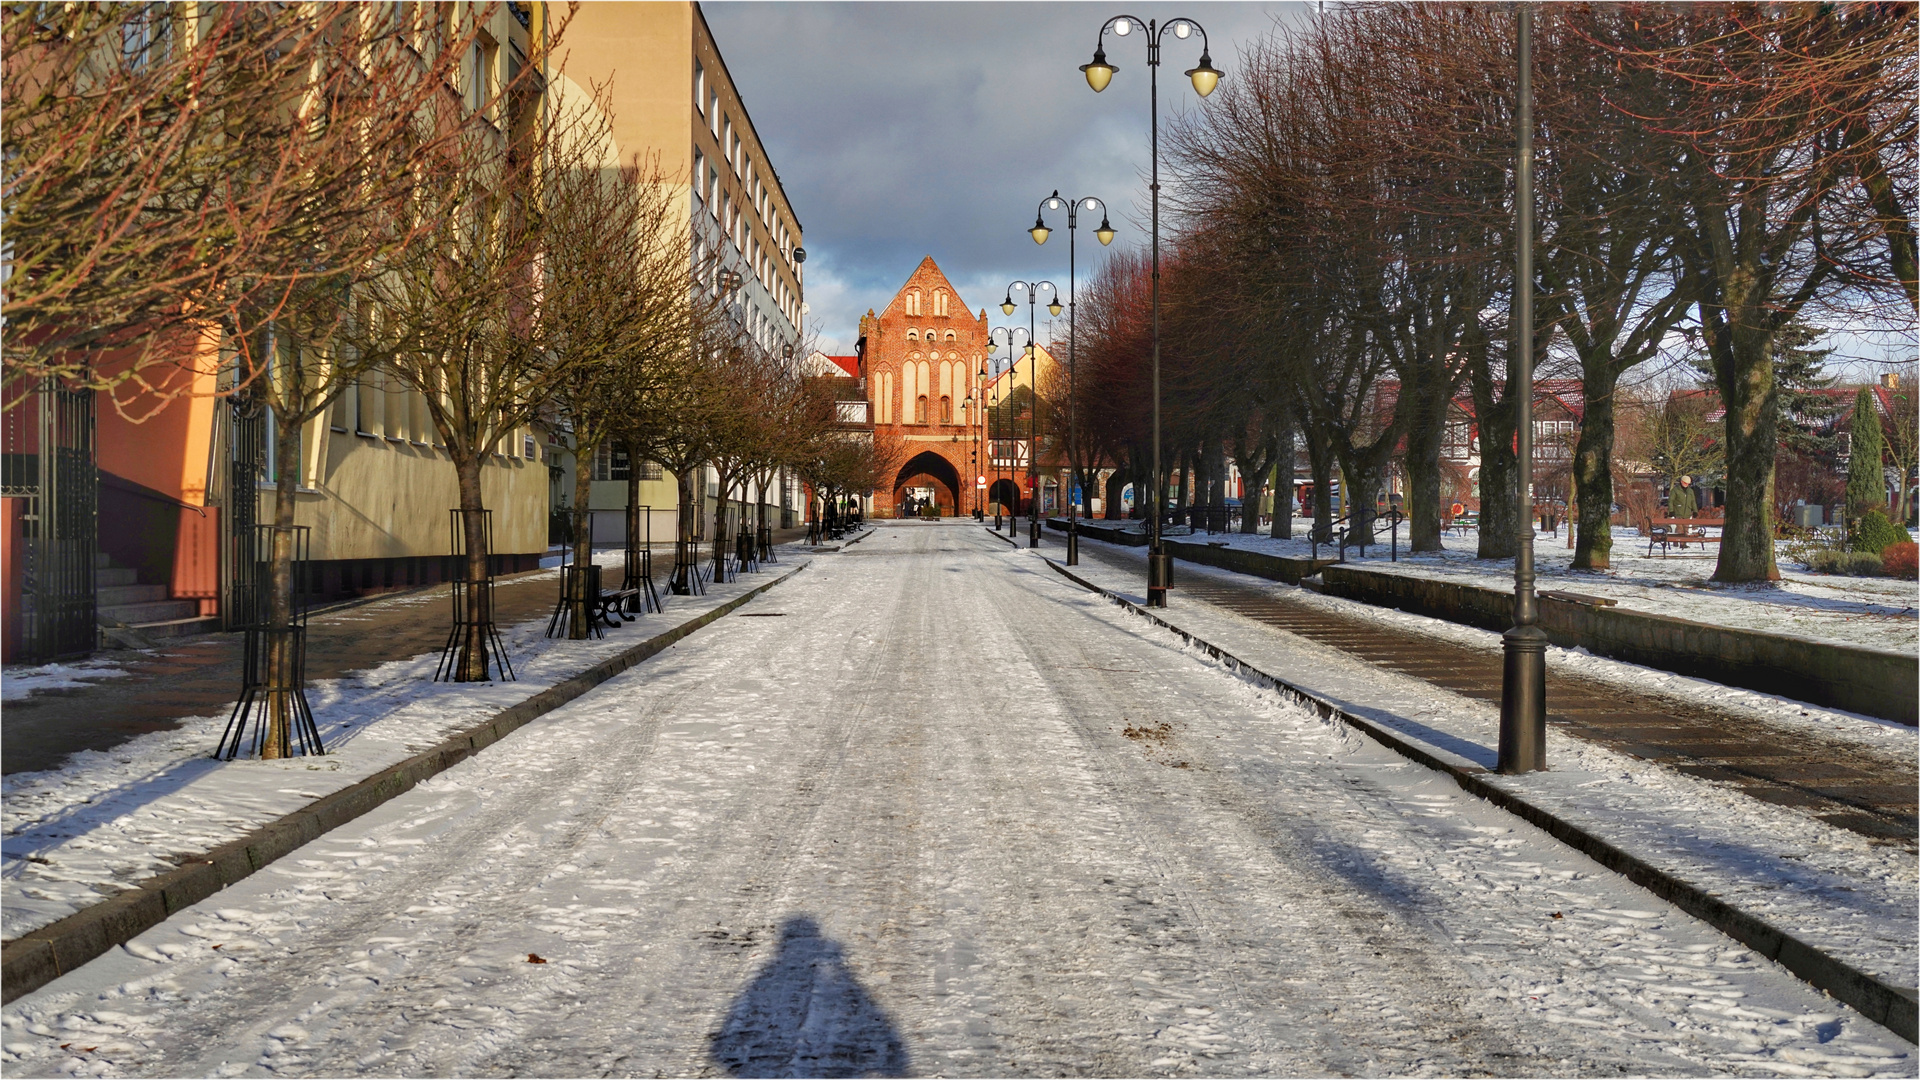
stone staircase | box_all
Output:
[96,553,217,643]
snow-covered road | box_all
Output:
[3,524,1908,1077]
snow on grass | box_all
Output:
[1150,516,1918,654]
[0,553,811,944]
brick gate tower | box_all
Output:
[860,258,994,517]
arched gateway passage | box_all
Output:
[893,451,963,516]
[988,477,1022,516]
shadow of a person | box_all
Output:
[710,916,909,1078]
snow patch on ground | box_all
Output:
[1,659,139,703]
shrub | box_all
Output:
[1807,549,1885,576]
[1850,509,1907,555]
[1882,541,1918,580]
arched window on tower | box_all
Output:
[941,395,952,424]
[916,394,929,424]
[906,290,922,316]
[933,290,949,317]
[906,328,918,340]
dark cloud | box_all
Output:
[701,1,1305,352]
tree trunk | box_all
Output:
[261,410,303,758]
[1570,377,1619,570]
[1711,326,1781,581]
[1403,386,1446,552]
[626,446,642,556]
[711,471,731,581]
[1308,429,1334,544]
[1271,414,1293,539]
[453,451,493,682]
[673,468,696,593]
[568,442,595,639]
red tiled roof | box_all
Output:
[825,354,860,378]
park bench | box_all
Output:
[1646,517,1723,557]
[546,564,644,638]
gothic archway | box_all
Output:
[892,450,963,515]
[988,477,1022,515]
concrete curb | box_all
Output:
[1,564,808,1005]
[1040,556,1919,1044]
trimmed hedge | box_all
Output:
[1808,549,1886,576]
[1851,509,1907,555]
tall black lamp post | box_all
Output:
[1499,6,1546,773]
[1000,281,1061,548]
[1081,14,1221,605]
[989,324,1036,537]
[1031,192,1115,566]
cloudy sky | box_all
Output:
[702,1,1307,356]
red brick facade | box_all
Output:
[860,257,994,517]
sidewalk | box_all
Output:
[1,543,824,961]
[3,531,815,776]
[1011,535,1917,1038]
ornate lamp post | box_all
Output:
[1500,7,1546,773]
[1001,281,1060,548]
[1032,191,1115,565]
[1081,14,1221,605]
[989,325,1034,535]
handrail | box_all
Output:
[98,473,206,517]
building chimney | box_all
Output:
[1883,372,1900,389]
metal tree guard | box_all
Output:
[217,525,323,759]
[436,509,515,681]
[624,503,663,612]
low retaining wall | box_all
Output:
[1047,518,1148,546]
[1317,565,1919,725]
[1164,539,1339,586]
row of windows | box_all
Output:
[904,328,959,342]
[590,444,665,482]
[902,289,951,317]
[695,61,798,280]
[328,371,536,461]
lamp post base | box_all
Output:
[1029,517,1040,547]
[1498,623,1549,773]
[1066,526,1079,565]
[1147,549,1172,607]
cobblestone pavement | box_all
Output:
[1075,539,1918,848]
[3,524,1906,1077]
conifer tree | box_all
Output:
[1847,386,1887,515]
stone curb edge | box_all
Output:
[1039,556,1919,1045]
[1,563,809,1005]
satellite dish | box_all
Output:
[793,247,807,264]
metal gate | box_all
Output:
[1,379,98,662]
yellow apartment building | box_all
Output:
[552,1,808,541]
